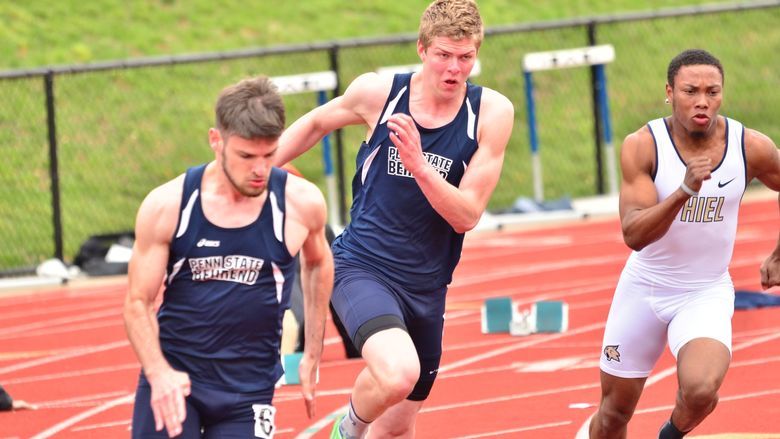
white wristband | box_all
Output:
[680,181,698,197]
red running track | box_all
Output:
[1,194,779,438]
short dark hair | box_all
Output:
[667,49,724,88]
[215,76,285,139]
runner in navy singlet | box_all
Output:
[124,76,333,438]
[275,1,514,437]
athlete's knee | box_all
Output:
[362,325,421,403]
[365,351,419,404]
[679,380,720,413]
[593,399,634,433]
[376,360,420,403]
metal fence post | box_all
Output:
[44,71,64,262]
[328,45,348,225]
[587,22,605,195]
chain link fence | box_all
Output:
[2,2,779,272]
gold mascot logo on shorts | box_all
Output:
[604,345,621,362]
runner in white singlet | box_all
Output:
[589,49,780,439]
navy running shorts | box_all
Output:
[331,259,447,400]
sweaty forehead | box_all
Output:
[428,36,478,52]
[675,64,723,86]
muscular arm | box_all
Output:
[388,88,515,233]
[123,177,191,437]
[275,73,390,166]
[745,129,780,289]
[618,128,711,251]
[285,177,334,418]
[747,128,780,191]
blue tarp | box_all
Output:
[734,290,780,310]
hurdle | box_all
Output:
[482,297,568,336]
[278,352,303,385]
[522,44,617,201]
[271,71,341,227]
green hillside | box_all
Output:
[1,1,778,270]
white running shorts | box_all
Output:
[599,268,734,378]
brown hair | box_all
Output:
[419,0,483,50]
[215,76,285,139]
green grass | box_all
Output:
[1,1,778,270]
[0,0,740,69]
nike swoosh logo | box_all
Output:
[718,178,736,188]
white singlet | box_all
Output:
[600,116,746,378]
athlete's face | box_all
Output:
[418,36,478,97]
[213,133,278,197]
[667,64,723,137]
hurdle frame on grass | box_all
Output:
[522,44,617,202]
[271,71,341,227]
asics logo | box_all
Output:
[718,178,736,188]
[196,238,220,248]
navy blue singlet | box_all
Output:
[332,73,482,291]
[157,165,296,393]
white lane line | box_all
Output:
[451,255,626,288]
[36,390,129,409]
[0,308,121,337]
[421,382,600,414]
[71,419,130,432]
[3,363,139,385]
[0,298,120,322]
[1,319,123,339]
[440,322,605,374]
[0,340,128,375]
[30,393,135,439]
[451,421,572,438]
[633,387,780,416]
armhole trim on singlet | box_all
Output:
[269,190,284,243]
[167,257,186,285]
[175,189,199,239]
[466,96,476,140]
[379,85,408,125]
[740,122,748,191]
[646,121,660,181]
[361,146,382,184]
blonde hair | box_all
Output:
[419,0,483,49]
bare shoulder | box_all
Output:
[142,174,184,211]
[285,174,327,228]
[620,124,656,172]
[744,127,778,169]
[135,174,185,240]
[744,127,780,183]
[479,86,514,118]
[334,72,395,129]
[744,127,778,155]
[623,124,654,150]
[347,72,393,94]
[343,72,394,112]
[476,86,514,149]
